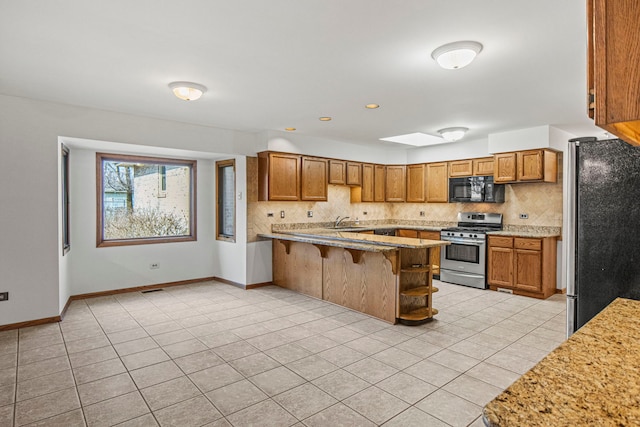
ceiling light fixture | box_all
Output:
[284,127,296,131]
[319,117,332,121]
[438,127,469,142]
[168,81,207,101]
[431,41,483,69]
[365,104,380,109]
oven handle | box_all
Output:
[440,237,484,246]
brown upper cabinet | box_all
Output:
[328,160,346,185]
[352,163,384,203]
[385,165,406,202]
[258,151,300,201]
[473,157,495,176]
[426,162,448,202]
[449,160,473,177]
[494,149,557,183]
[374,165,386,202]
[588,0,640,146]
[346,162,362,186]
[300,157,328,201]
[406,164,426,202]
[449,157,494,177]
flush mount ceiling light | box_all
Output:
[438,127,469,142]
[319,117,332,121]
[168,81,207,101]
[431,41,483,69]
[365,104,380,109]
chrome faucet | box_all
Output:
[335,216,350,228]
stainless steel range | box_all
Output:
[440,212,503,289]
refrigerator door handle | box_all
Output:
[565,140,579,297]
[567,295,577,337]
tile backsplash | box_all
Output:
[246,157,563,242]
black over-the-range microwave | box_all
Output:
[449,176,505,203]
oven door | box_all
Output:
[440,236,485,276]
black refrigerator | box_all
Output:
[566,137,640,335]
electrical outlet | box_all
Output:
[307,211,313,217]
[280,211,285,218]
[150,263,160,270]
[0,292,8,301]
[267,212,274,217]
[519,213,529,219]
[363,211,368,215]
[419,211,425,217]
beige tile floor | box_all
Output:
[0,279,567,427]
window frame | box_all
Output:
[62,144,71,255]
[96,152,197,247]
[216,159,236,242]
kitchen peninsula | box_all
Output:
[259,229,449,324]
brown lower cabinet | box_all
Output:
[487,235,557,299]
[396,229,441,276]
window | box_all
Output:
[61,144,70,255]
[97,153,197,247]
[216,159,235,242]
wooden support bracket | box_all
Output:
[382,250,399,275]
[313,244,330,259]
[345,249,364,264]
[278,239,292,255]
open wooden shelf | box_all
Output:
[401,286,429,297]
[398,307,438,321]
[400,266,431,274]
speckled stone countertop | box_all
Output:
[259,231,450,250]
[483,298,640,427]
[271,222,561,237]
[487,225,561,238]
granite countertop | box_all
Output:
[259,231,450,250]
[483,298,640,427]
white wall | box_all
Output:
[265,131,406,164]
[68,148,218,294]
[407,137,491,163]
[0,94,263,325]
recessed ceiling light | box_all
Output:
[365,104,380,109]
[438,127,469,142]
[380,132,447,147]
[284,127,296,131]
[319,117,332,121]
[168,81,207,101]
[431,41,483,69]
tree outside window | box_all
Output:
[96,153,197,247]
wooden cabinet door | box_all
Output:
[385,165,405,202]
[346,162,362,186]
[517,150,544,181]
[473,157,495,176]
[266,152,300,201]
[426,162,448,202]
[514,249,542,292]
[360,163,374,202]
[301,157,328,201]
[419,230,441,275]
[397,229,418,238]
[488,246,514,287]
[406,164,426,202]
[590,0,640,146]
[328,160,345,185]
[374,165,386,202]
[494,153,517,183]
[448,160,473,177]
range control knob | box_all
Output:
[459,233,464,237]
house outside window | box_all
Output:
[216,159,235,242]
[96,153,197,247]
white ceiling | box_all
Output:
[0,1,602,148]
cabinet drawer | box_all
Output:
[397,229,418,238]
[488,236,513,248]
[514,238,541,250]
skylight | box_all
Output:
[379,132,446,147]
